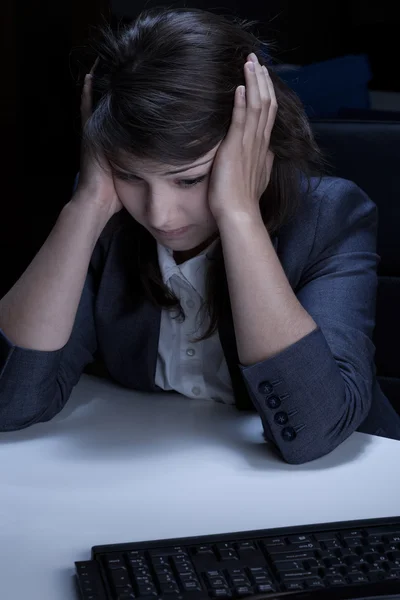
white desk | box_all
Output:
[0,374,399,600]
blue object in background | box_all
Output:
[277,54,372,118]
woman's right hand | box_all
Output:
[73,61,124,220]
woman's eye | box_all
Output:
[180,175,207,188]
[115,173,207,187]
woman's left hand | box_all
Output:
[208,53,277,223]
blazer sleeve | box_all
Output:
[240,180,379,464]
[0,243,103,432]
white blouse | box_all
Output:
[154,240,234,404]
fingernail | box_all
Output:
[247,61,255,72]
[249,53,258,62]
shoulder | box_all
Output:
[280,175,377,244]
[299,175,376,222]
[276,176,378,279]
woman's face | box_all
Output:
[113,143,222,254]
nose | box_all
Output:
[146,192,180,231]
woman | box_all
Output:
[1,7,399,463]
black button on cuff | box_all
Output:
[281,427,297,442]
[266,395,281,409]
[258,380,274,395]
[274,411,288,425]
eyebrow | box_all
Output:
[161,157,214,176]
[115,157,214,178]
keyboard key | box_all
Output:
[179,573,199,581]
[257,583,276,593]
[234,586,253,596]
[345,538,364,548]
[134,568,151,578]
[135,577,153,586]
[270,550,315,561]
[117,594,136,600]
[229,569,245,576]
[128,559,147,569]
[157,574,176,584]
[218,549,238,561]
[149,547,186,557]
[288,535,312,544]
[209,578,228,588]
[194,545,214,556]
[282,571,313,580]
[368,536,384,545]
[104,554,126,569]
[307,578,325,589]
[263,537,286,548]
[160,582,180,594]
[217,543,235,551]
[182,580,202,592]
[207,571,222,578]
[210,589,232,597]
[274,560,307,572]
[388,535,400,544]
[387,570,400,579]
[110,569,132,589]
[347,567,365,577]
[285,581,304,591]
[236,542,256,552]
[340,530,364,540]
[252,574,272,584]
[325,576,347,586]
[324,540,342,550]
[230,576,250,586]
[248,567,268,574]
[126,552,145,560]
[175,564,195,575]
[151,557,169,567]
[154,567,174,576]
[137,584,157,596]
[314,533,338,542]
[366,528,400,536]
[348,574,369,584]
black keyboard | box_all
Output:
[75,517,400,600]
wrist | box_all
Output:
[65,196,109,239]
[216,208,264,231]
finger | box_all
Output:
[81,74,93,127]
[262,66,278,139]
[253,61,271,140]
[90,56,100,76]
[243,54,262,142]
[223,84,247,145]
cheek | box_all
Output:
[114,183,146,218]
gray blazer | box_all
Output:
[1,176,400,463]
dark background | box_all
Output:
[2,0,399,298]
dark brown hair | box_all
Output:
[83,6,326,341]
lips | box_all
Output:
[157,226,188,233]
[155,225,192,237]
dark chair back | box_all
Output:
[311,119,400,414]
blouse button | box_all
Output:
[186,348,196,357]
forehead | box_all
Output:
[113,143,221,175]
